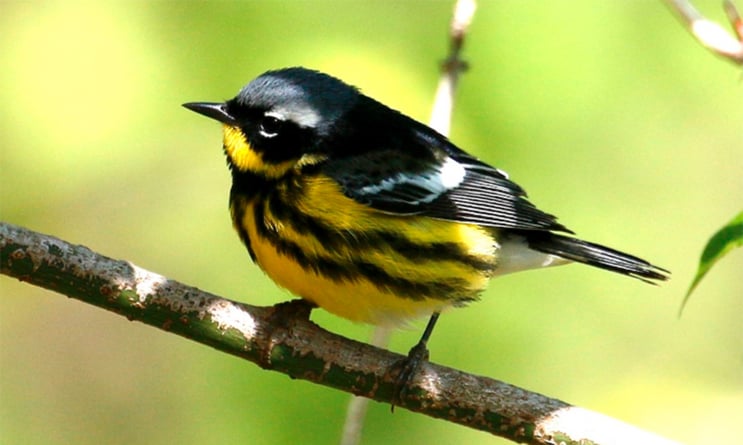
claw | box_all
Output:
[388,312,441,410]
[390,340,431,410]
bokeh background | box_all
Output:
[1,1,741,444]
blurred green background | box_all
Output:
[1,1,741,444]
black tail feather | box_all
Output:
[525,232,670,283]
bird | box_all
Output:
[183,66,668,398]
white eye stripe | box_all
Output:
[267,105,321,129]
[264,111,286,121]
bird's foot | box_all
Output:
[269,298,316,324]
[389,339,430,411]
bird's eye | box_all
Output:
[259,114,283,138]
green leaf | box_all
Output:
[680,210,743,315]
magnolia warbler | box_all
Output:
[183,67,668,388]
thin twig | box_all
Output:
[665,0,743,64]
[429,0,477,136]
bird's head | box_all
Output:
[183,67,359,179]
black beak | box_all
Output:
[182,102,237,125]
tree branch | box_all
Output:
[664,0,743,64]
[0,221,680,445]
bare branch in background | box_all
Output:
[665,0,743,64]
[429,0,476,136]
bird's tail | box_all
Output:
[525,232,670,283]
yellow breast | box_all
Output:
[230,174,498,326]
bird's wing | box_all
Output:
[321,125,572,233]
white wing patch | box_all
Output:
[357,156,466,204]
[438,156,468,189]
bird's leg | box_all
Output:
[390,312,440,409]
